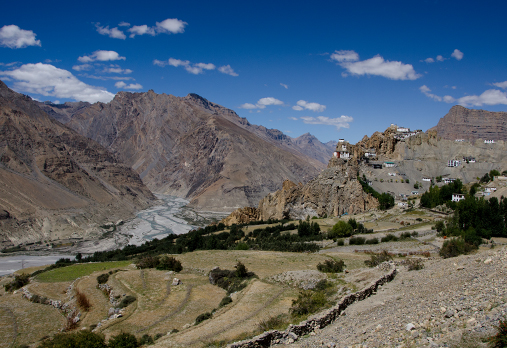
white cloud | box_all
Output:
[128,18,187,38]
[0,25,41,49]
[95,24,126,39]
[292,100,326,112]
[424,57,435,63]
[419,85,442,102]
[115,81,142,90]
[288,117,298,120]
[128,25,156,38]
[330,50,420,80]
[239,97,284,109]
[0,63,115,103]
[103,65,132,74]
[218,65,238,76]
[280,83,288,89]
[78,50,126,63]
[300,116,353,130]
[155,58,234,75]
[118,22,130,27]
[492,81,507,89]
[436,55,445,62]
[420,84,507,106]
[72,64,93,71]
[79,74,134,81]
[330,50,359,62]
[156,18,187,34]
[451,49,464,61]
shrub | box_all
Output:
[117,295,136,308]
[435,220,445,232]
[219,296,232,307]
[289,290,327,317]
[381,234,398,243]
[349,236,366,245]
[336,239,344,246]
[235,261,248,278]
[488,317,507,348]
[139,334,154,345]
[235,243,248,250]
[365,238,379,244]
[328,221,353,239]
[135,256,159,269]
[156,256,183,272]
[76,290,91,311]
[97,273,109,284]
[364,250,393,267]
[314,279,331,291]
[37,331,106,348]
[108,332,139,348]
[317,259,345,273]
[4,273,30,292]
[439,238,477,258]
[400,232,412,239]
[257,314,287,331]
[195,312,213,324]
[405,258,424,271]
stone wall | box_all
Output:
[228,266,397,348]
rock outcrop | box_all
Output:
[45,91,330,211]
[257,159,378,220]
[0,80,155,244]
[430,105,507,142]
[220,207,259,226]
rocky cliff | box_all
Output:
[0,80,155,245]
[49,91,328,211]
[430,105,507,142]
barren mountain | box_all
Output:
[51,91,327,211]
[0,81,155,245]
[430,105,507,142]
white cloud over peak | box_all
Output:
[300,115,353,130]
[239,97,284,109]
[128,18,187,38]
[95,24,126,39]
[218,65,238,76]
[492,81,507,89]
[0,63,114,103]
[155,58,236,76]
[0,25,41,49]
[292,100,326,112]
[115,81,142,90]
[451,49,464,61]
[78,50,126,63]
[420,84,507,107]
[330,50,420,80]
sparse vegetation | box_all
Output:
[439,238,477,258]
[108,332,140,348]
[358,176,394,210]
[195,312,213,324]
[317,259,345,273]
[97,273,109,284]
[117,295,137,308]
[37,330,107,348]
[405,258,424,271]
[219,296,233,307]
[257,314,288,332]
[364,250,393,267]
[488,317,507,348]
[75,290,91,311]
[4,273,30,292]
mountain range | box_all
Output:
[39,91,335,211]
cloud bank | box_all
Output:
[240,97,284,109]
[78,50,126,63]
[300,115,353,130]
[154,58,237,76]
[420,84,507,107]
[292,100,326,112]
[0,63,115,103]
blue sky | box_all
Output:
[1,0,506,144]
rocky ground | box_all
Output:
[274,246,507,348]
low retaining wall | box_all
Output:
[228,266,397,348]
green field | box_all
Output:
[35,261,133,282]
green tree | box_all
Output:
[107,332,139,348]
[329,221,353,239]
[37,331,106,348]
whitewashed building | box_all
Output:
[447,160,461,167]
[484,140,495,144]
[452,194,465,202]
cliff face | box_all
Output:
[0,80,155,244]
[57,91,327,211]
[256,159,378,221]
[430,105,507,142]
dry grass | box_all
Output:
[76,289,91,311]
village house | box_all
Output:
[452,194,465,202]
[463,156,476,163]
[455,139,465,142]
[384,161,395,168]
[422,177,431,182]
[484,139,495,144]
[447,159,461,167]
[443,178,456,184]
